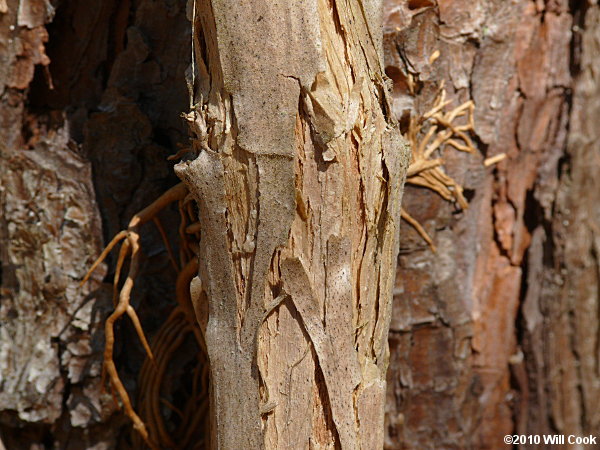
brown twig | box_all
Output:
[81,182,196,449]
[403,82,477,249]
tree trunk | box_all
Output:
[383,0,600,447]
[0,0,191,447]
[175,0,409,447]
[518,2,600,438]
[2,0,600,449]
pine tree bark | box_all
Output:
[383,0,600,447]
[0,0,191,447]
[518,2,600,438]
[3,0,600,449]
[176,0,409,447]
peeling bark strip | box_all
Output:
[176,0,410,447]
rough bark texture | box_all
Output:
[518,2,600,439]
[382,1,599,448]
[2,0,600,449]
[175,0,409,448]
[0,0,190,447]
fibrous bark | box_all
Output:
[176,0,409,448]
[4,0,600,448]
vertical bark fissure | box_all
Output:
[515,0,600,438]
[382,1,586,447]
[177,0,409,447]
[2,0,194,446]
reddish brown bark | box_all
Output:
[518,2,600,438]
[2,0,600,448]
[384,1,599,448]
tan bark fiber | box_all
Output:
[175,0,410,448]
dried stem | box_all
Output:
[403,83,477,249]
[81,182,206,449]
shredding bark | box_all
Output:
[176,0,410,447]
